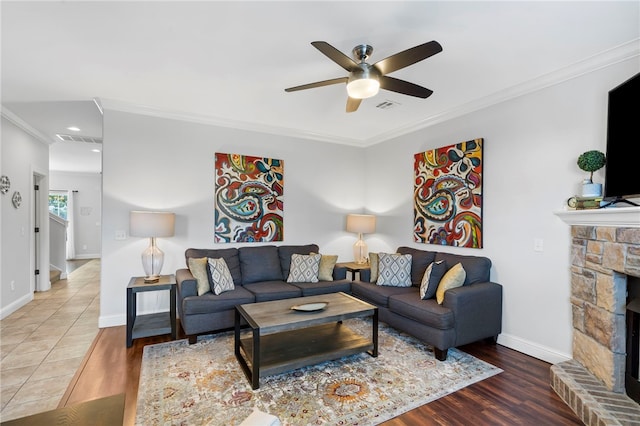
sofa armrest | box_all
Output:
[332,265,347,281]
[176,268,198,299]
[443,282,503,346]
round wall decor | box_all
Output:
[12,191,22,208]
[0,175,10,194]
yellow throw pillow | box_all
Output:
[436,263,466,304]
[318,254,338,281]
[188,257,210,296]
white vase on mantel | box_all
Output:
[581,179,602,197]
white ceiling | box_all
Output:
[2,1,639,173]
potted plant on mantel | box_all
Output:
[577,150,606,197]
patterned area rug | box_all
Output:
[136,319,501,425]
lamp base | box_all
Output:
[143,275,160,283]
[353,236,368,264]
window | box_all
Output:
[49,192,68,219]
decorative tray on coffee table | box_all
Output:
[291,302,328,312]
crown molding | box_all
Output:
[366,39,640,146]
[98,98,366,147]
[1,106,54,145]
[99,39,639,148]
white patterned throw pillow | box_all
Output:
[208,258,235,295]
[376,253,412,287]
[287,253,321,283]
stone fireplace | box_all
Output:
[552,207,640,425]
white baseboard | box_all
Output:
[73,254,101,260]
[99,314,125,328]
[0,293,34,320]
[498,333,571,364]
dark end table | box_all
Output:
[126,274,176,347]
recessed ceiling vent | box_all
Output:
[56,134,103,144]
[375,100,401,110]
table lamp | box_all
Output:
[130,211,175,282]
[346,214,376,264]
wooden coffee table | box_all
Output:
[234,292,378,389]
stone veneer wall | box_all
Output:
[570,225,640,392]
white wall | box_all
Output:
[1,116,50,318]
[99,110,364,327]
[97,59,637,365]
[50,171,102,259]
[364,59,639,363]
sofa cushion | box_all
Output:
[420,260,446,300]
[377,253,412,287]
[436,263,466,304]
[188,257,210,296]
[278,244,319,280]
[243,281,302,302]
[397,247,437,287]
[291,279,352,296]
[182,286,255,315]
[208,258,235,295]
[239,246,283,284]
[287,253,321,283]
[351,281,415,307]
[185,248,242,285]
[435,252,491,285]
[388,292,455,330]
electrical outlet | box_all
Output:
[115,230,127,240]
[82,245,87,250]
[11,280,15,291]
[534,238,544,252]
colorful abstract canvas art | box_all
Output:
[214,153,284,243]
[414,139,483,248]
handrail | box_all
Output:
[49,212,68,226]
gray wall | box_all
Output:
[1,117,49,318]
[49,171,102,259]
[363,59,639,363]
[99,111,364,326]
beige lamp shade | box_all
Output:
[346,214,376,264]
[129,211,175,282]
[346,214,376,234]
[130,211,175,238]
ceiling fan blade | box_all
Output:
[285,76,348,92]
[380,76,433,98]
[311,41,358,71]
[346,97,362,113]
[373,41,443,75]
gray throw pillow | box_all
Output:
[287,253,321,283]
[420,260,447,300]
[376,253,412,287]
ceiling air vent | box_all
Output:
[375,100,401,110]
[56,134,103,144]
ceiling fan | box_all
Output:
[285,40,443,113]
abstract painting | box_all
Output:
[413,138,483,248]
[214,153,284,243]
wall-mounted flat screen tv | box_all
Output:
[603,72,640,205]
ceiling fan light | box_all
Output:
[346,78,380,99]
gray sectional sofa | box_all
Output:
[175,244,351,343]
[176,244,502,360]
[351,246,503,361]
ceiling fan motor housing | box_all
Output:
[347,63,381,99]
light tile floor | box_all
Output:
[0,259,100,422]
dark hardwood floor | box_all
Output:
[60,323,582,425]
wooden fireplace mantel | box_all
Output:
[554,206,640,228]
